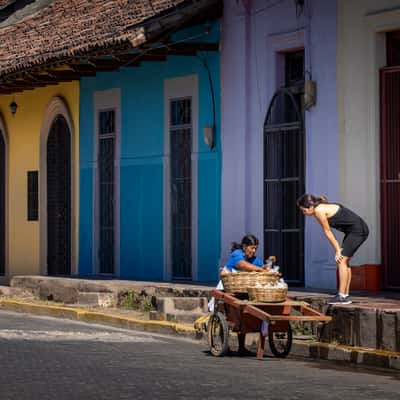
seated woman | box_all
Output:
[225,234,269,272]
[223,234,273,356]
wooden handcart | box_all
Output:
[208,289,332,359]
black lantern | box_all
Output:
[9,100,17,115]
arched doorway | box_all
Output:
[47,115,71,275]
[0,126,5,276]
[263,88,305,285]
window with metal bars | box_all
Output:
[27,170,38,221]
[170,98,192,279]
[387,31,400,67]
[285,50,305,87]
[98,109,115,274]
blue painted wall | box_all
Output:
[79,23,221,282]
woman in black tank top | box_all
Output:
[297,194,369,305]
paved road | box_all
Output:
[0,311,399,400]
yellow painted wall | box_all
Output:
[0,82,79,278]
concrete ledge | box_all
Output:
[10,276,213,300]
[0,300,199,340]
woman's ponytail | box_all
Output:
[230,234,259,253]
[230,242,242,252]
[297,194,328,208]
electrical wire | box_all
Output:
[252,4,263,114]
[197,52,216,144]
[251,0,286,16]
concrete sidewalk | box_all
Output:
[1,275,400,371]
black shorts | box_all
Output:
[342,233,368,258]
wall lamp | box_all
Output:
[304,79,317,110]
[9,100,18,116]
[203,126,215,149]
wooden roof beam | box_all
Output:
[86,59,122,71]
[0,83,34,91]
[138,54,167,62]
[161,42,219,53]
[67,64,98,76]
[46,70,80,80]
[27,74,63,84]
[113,52,167,65]
[121,60,141,67]
[108,54,141,67]
[22,72,56,85]
[117,42,219,61]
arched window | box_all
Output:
[264,88,304,285]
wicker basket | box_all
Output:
[221,271,280,294]
[247,286,288,303]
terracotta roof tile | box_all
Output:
[0,0,193,76]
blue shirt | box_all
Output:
[226,249,263,272]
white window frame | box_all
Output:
[93,89,121,276]
[163,75,198,281]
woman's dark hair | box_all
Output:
[296,193,328,208]
[231,234,259,253]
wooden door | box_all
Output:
[47,115,71,275]
[0,130,5,275]
[380,67,400,288]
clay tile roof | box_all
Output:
[0,0,213,78]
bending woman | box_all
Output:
[225,234,268,272]
[297,194,369,305]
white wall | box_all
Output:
[338,0,400,266]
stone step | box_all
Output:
[156,297,209,314]
[153,287,212,298]
[0,285,27,296]
[166,312,207,324]
[76,292,117,308]
[10,276,116,304]
[150,310,208,324]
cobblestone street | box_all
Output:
[0,311,399,400]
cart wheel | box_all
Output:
[268,324,293,358]
[207,312,229,357]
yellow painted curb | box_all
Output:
[314,341,400,358]
[0,300,83,319]
[292,339,400,370]
[0,300,197,337]
[78,310,197,336]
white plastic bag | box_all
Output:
[208,268,227,312]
